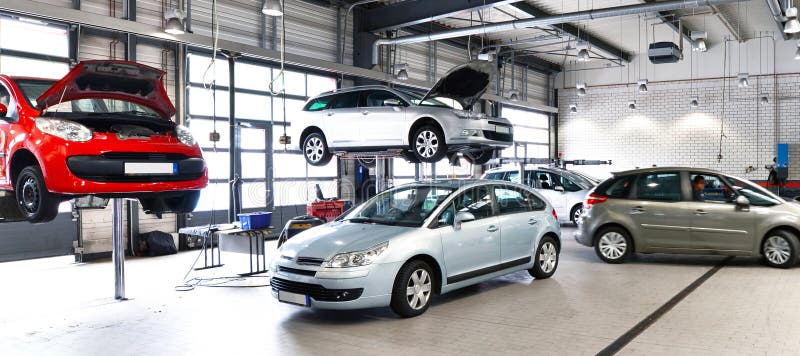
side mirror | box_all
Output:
[554,185,565,192]
[383,98,402,107]
[0,103,7,117]
[453,211,476,230]
[735,195,750,207]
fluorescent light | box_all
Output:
[262,0,284,16]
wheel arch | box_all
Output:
[569,203,583,222]
[593,222,636,251]
[407,117,444,147]
[404,254,444,295]
[541,231,561,252]
[9,148,39,187]
[299,126,324,147]
[760,225,800,254]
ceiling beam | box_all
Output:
[362,0,520,32]
[509,2,631,62]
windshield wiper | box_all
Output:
[345,217,375,224]
[119,110,157,117]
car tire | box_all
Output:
[594,226,633,264]
[463,149,494,165]
[410,125,447,163]
[15,165,60,223]
[761,230,800,269]
[570,204,583,224]
[529,235,559,279]
[302,132,332,166]
[390,260,434,318]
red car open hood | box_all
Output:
[36,60,176,119]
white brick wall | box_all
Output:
[558,75,800,181]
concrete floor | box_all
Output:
[1,226,799,356]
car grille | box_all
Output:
[102,152,190,160]
[488,121,512,128]
[271,277,363,302]
[278,266,317,277]
[66,153,205,183]
[483,130,513,142]
[296,257,325,266]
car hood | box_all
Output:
[279,221,413,260]
[36,60,176,119]
[421,61,493,110]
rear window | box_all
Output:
[484,172,507,181]
[595,175,635,198]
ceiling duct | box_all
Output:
[371,0,744,65]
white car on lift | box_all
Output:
[482,166,598,223]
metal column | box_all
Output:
[375,157,386,195]
[111,198,125,300]
[225,51,242,223]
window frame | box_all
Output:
[360,89,409,108]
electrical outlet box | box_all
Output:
[209,131,221,142]
[279,135,291,145]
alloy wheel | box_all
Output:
[305,136,325,163]
[573,207,583,222]
[406,268,432,310]
[538,242,558,273]
[415,130,439,158]
[764,236,792,265]
[598,232,627,260]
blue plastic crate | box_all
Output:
[237,212,272,230]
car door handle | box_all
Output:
[361,111,369,115]
[630,206,646,215]
[528,218,538,225]
[326,112,334,116]
[487,225,499,232]
[694,209,709,215]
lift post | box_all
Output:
[111,198,126,300]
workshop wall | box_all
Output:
[558,74,800,182]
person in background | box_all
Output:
[692,175,706,201]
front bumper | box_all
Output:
[270,261,402,310]
[447,121,514,148]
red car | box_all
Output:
[0,60,207,223]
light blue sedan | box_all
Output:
[270,179,561,317]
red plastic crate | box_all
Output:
[307,200,345,221]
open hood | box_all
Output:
[36,60,176,119]
[420,61,493,110]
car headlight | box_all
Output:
[451,110,485,120]
[324,242,388,268]
[175,125,196,146]
[35,118,92,142]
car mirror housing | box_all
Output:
[0,103,7,116]
[383,98,402,107]
[453,211,476,230]
[554,185,565,192]
[735,195,750,207]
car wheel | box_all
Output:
[303,132,332,166]
[411,125,447,163]
[390,260,434,318]
[529,235,559,279]
[15,166,60,223]
[762,230,800,268]
[594,226,632,264]
[462,149,494,165]
[570,204,583,224]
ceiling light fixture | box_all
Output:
[628,100,637,110]
[637,79,648,93]
[576,41,591,62]
[760,95,769,105]
[576,82,587,96]
[785,7,800,34]
[690,31,707,52]
[737,73,749,88]
[262,0,284,16]
[393,63,409,80]
[507,89,520,101]
[569,104,578,113]
[690,96,699,108]
[163,8,185,35]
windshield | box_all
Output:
[15,79,161,118]
[571,171,601,185]
[397,89,463,110]
[724,176,783,207]
[15,79,55,108]
[343,185,456,227]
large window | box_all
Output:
[187,53,338,211]
[500,105,550,160]
[0,16,70,79]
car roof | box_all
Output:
[398,179,531,191]
[317,85,395,96]
[612,167,725,176]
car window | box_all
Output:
[724,176,782,207]
[636,172,682,201]
[689,173,732,202]
[303,95,333,112]
[535,171,555,190]
[362,90,406,107]
[345,185,456,227]
[596,175,635,198]
[495,187,533,215]
[453,186,494,220]
[551,173,582,192]
[484,172,506,181]
[328,92,360,109]
[0,84,15,118]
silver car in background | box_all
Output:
[483,166,597,223]
[290,62,513,166]
[270,180,561,317]
[576,167,800,268]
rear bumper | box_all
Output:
[574,216,594,247]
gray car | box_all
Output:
[575,167,800,268]
[290,62,513,166]
[270,179,561,317]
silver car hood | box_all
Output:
[421,61,493,110]
[278,221,413,260]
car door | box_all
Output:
[687,172,755,252]
[358,90,407,147]
[534,170,564,215]
[631,171,694,250]
[321,91,362,148]
[494,185,543,264]
[438,186,501,282]
[0,83,14,186]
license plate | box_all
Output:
[495,126,510,134]
[278,290,310,307]
[124,162,176,175]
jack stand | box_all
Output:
[111,198,126,300]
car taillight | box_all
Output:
[552,208,558,220]
[584,193,608,209]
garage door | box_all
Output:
[0,213,77,262]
